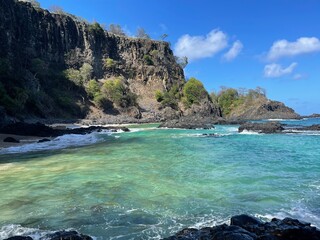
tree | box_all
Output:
[182,77,207,107]
[108,24,125,36]
[79,63,93,83]
[136,28,150,39]
[217,88,239,115]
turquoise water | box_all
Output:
[0,119,320,239]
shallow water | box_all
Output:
[0,119,320,239]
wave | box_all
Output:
[239,130,261,135]
[255,206,320,228]
[283,130,320,135]
[0,131,114,155]
[0,224,52,240]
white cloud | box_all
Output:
[222,40,243,61]
[267,37,320,60]
[264,62,297,78]
[174,29,228,61]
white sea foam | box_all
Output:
[283,130,320,135]
[256,206,320,228]
[239,130,261,135]
[0,225,97,240]
[0,131,113,155]
[0,224,52,240]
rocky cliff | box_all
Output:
[0,0,220,124]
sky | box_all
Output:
[36,0,320,115]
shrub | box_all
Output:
[79,63,93,83]
[182,77,207,107]
[150,50,159,57]
[94,94,113,110]
[102,78,137,108]
[155,90,164,102]
[155,85,180,109]
[64,63,93,86]
[143,55,153,65]
[104,58,116,69]
[86,80,100,99]
[88,22,105,37]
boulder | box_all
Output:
[44,230,93,240]
[238,122,284,134]
[3,137,20,143]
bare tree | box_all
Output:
[108,24,125,36]
[136,28,150,39]
[49,5,65,14]
[160,33,168,41]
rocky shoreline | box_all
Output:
[238,121,320,134]
[5,215,320,240]
[163,214,320,240]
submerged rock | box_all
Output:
[238,122,284,134]
[3,137,20,143]
[163,214,320,240]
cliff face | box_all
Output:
[0,0,219,123]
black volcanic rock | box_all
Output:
[0,122,129,137]
[44,230,93,240]
[163,215,320,240]
[238,122,284,134]
[3,137,20,143]
[4,237,33,240]
[159,116,214,129]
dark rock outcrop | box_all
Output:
[159,116,214,129]
[5,230,93,240]
[4,237,33,240]
[0,122,129,137]
[238,122,284,134]
[163,214,320,240]
[44,230,93,240]
[3,136,20,143]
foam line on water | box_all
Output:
[0,131,113,155]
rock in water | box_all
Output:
[238,122,284,134]
[163,214,320,240]
[4,237,33,240]
[3,137,20,143]
[44,230,93,240]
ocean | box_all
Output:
[0,118,320,239]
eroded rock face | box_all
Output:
[163,215,320,240]
[1,0,215,122]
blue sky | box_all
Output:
[36,0,320,115]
